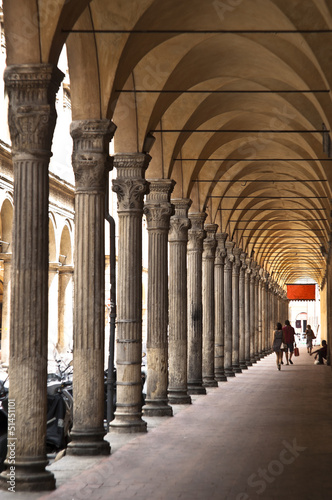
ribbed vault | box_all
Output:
[3,0,332,287]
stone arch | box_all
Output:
[59,222,73,265]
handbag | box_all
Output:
[280,342,287,350]
[294,345,299,357]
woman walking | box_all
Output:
[273,322,285,370]
[305,325,315,354]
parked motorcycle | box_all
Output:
[0,362,73,472]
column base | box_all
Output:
[240,362,248,370]
[203,378,218,388]
[143,400,173,417]
[187,382,207,395]
[109,413,147,433]
[67,428,110,455]
[0,457,55,492]
[232,364,242,373]
[224,368,235,377]
[168,391,192,405]
[215,372,227,382]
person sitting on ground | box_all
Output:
[310,340,328,365]
[282,319,295,365]
[305,325,316,354]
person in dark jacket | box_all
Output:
[282,320,295,365]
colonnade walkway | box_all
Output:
[5,346,332,500]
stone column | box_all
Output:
[67,120,115,455]
[0,254,11,366]
[143,179,175,417]
[187,212,207,394]
[261,271,266,356]
[250,261,257,364]
[110,153,150,433]
[254,265,260,360]
[214,233,228,381]
[0,64,63,492]
[168,199,192,404]
[245,260,252,366]
[232,247,242,373]
[258,268,263,358]
[202,224,218,387]
[265,273,270,354]
[239,252,247,370]
[224,241,235,377]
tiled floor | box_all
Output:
[2,347,332,500]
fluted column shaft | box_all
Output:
[261,275,266,355]
[143,179,175,417]
[239,253,247,369]
[232,247,242,373]
[254,266,260,360]
[68,119,116,455]
[245,264,252,366]
[258,271,263,358]
[214,233,227,381]
[224,241,235,377]
[0,64,63,492]
[187,213,207,394]
[250,264,256,363]
[202,224,218,387]
[110,153,150,433]
[168,199,192,404]
[0,255,11,365]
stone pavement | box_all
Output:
[1,346,332,499]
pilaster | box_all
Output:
[250,261,257,363]
[110,153,150,433]
[0,253,11,366]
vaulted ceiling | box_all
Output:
[4,0,332,286]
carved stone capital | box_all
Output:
[112,153,151,212]
[144,179,175,230]
[225,241,235,270]
[169,198,192,243]
[215,232,228,265]
[233,247,242,267]
[188,212,207,252]
[4,64,64,155]
[240,252,247,272]
[71,120,116,192]
[203,224,218,260]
